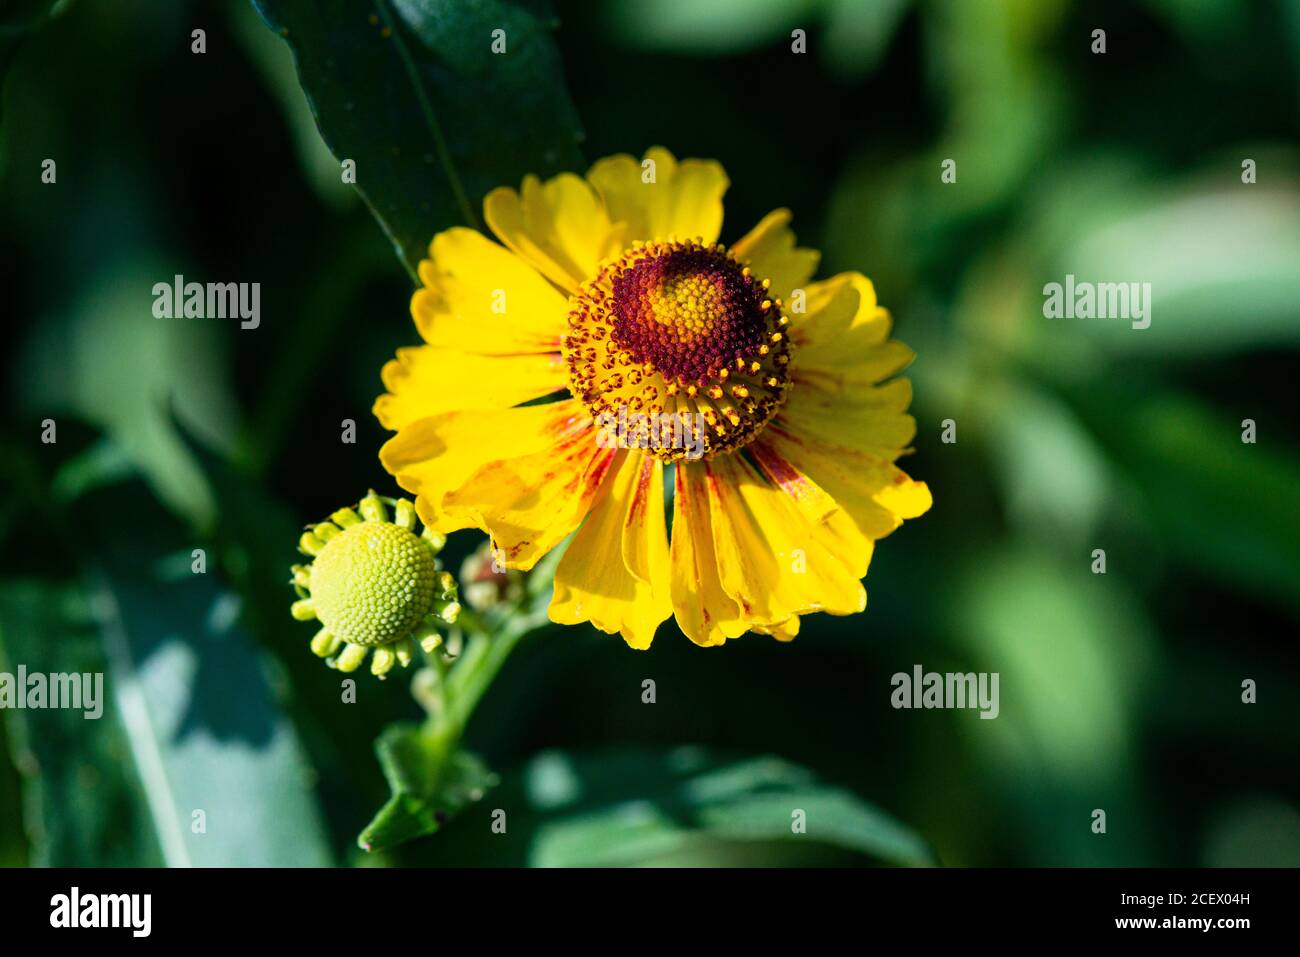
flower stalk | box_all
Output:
[413,606,551,751]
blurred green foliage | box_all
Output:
[0,0,1297,867]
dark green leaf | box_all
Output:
[250,0,585,277]
[1069,389,1300,615]
[527,748,933,866]
[16,258,240,529]
[359,722,496,851]
[431,747,933,866]
[0,581,162,867]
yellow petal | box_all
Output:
[746,438,838,526]
[550,450,672,649]
[705,455,867,625]
[483,173,617,293]
[876,473,933,520]
[584,154,649,240]
[752,616,800,642]
[761,425,932,540]
[789,272,912,388]
[789,273,887,347]
[586,146,729,247]
[372,346,567,430]
[798,338,914,394]
[775,377,918,460]
[731,209,820,303]
[412,227,569,354]
[442,421,616,570]
[670,461,748,646]
[379,400,584,532]
[656,152,729,244]
[620,453,670,590]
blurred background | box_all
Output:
[1,0,1297,867]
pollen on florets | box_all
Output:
[561,237,793,461]
[289,491,460,677]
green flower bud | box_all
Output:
[289,491,460,678]
[459,540,525,613]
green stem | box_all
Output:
[410,665,444,721]
[447,613,549,731]
[411,609,549,748]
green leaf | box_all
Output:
[250,0,585,278]
[604,0,910,77]
[433,747,932,866]
[951,546,1160,865]
[1070,390,1300,614]
[605,0,817,55]
[1048,184,1300,356]
[15,258,240,529]
[0,581,163,867]
[63,476,334,866]
[228,2,358,211]
[358,723,497,851]
[982,381,1113,547]
[823,0,911,77]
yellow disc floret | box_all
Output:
[289,491,460,677]
[310,521,435,648]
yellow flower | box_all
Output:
[290,491,460,676]
[375,147,931,649]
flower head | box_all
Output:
[290,491,460,676]
[565,237,791,460]
[375,147,931,649]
